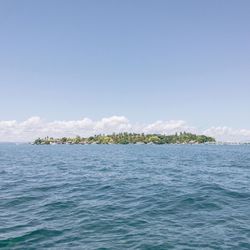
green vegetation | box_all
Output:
[33,132,216,145]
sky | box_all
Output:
[0,0,250,142]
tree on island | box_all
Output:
[33,132,216,145]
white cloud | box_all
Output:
[142,120,196,134]
[203,127,250,142]
[94,116,131,133]
[20,116,42,127]
[0,116,250,142]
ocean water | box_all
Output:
[0,144,250,249]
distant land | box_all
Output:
[33,132,216,145]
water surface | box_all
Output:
[0,144,250,249]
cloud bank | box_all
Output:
[0,116,250,142]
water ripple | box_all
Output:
[0,144,250,249]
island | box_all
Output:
[33,132,216,145]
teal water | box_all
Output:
[0,144,250,249]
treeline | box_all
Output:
[33,132,216,145]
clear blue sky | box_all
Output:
[1,0,249,128]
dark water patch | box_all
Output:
[2,195,43,207]
[0,170,7,175]
[0,228,62,248]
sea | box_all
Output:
[0,144,250,249]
